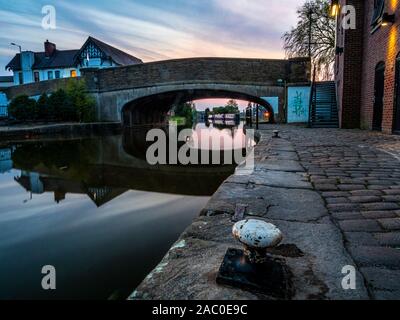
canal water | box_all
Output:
[0,122,252,300]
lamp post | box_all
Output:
[308,8,313,59]
[256,104,259,130]
[10,43,22,53]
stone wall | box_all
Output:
[2,77,80,101]
[96,83,285,123]
[2,57,310,123]
[82,57,310,93]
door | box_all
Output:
[394,56,400,133]
[373,62,385,131]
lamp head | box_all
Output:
[330,0,339,17]
[382,13,395,26]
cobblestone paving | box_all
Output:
[263,125,400,299]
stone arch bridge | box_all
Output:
[2,57,310,125]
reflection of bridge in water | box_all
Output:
[9,127,248,206]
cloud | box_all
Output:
[0,0,305,75]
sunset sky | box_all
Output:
[0,0,306,109]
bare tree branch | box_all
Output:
[282,0,335,80]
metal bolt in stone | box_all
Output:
[232,219,283,264]
[273,130,280,138]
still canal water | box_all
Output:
[0,122,253,300]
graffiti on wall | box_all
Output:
[287,86,311,123]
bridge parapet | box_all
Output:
[3,57,310,101]
[3,77,80,101]
[82,57,310,93]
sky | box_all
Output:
[0,0,305,109]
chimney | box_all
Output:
[44,40,56,57]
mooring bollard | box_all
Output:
[232,219,283,264]
[216,219,293,298]
[273,130,280,138]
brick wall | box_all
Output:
[336,0,400,133]
[336,0,365,129]
[360,0,400,133]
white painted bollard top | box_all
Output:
[232,219,283,248]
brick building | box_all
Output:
[335,0,400,134]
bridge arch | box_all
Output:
[121,87,276,126]
[2,57,310,123]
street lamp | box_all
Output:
[330,0,339,17]
[10,43,22,53]
[381,13,395,27]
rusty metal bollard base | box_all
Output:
[216,248,293,299]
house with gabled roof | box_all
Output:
[5,36,143,86]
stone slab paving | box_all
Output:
[130,125,375,300]
[130,125,400,300]
[263,125,400,300]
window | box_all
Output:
[34,72,40,82]
[70,70,77,78]
[371,0,385,30]
[55,71,61,79]
[18,72,23,85]
[48,71,54,80]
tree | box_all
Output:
[47,89,73,121]
[8,95,37,121]
[36,93,50,120]
[7,80,96,123]
[212,99,240,114]
[225,99,239,109]
[173,101,196,125]
[66,79,96,122]
[282,0,335,80]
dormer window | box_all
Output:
[371,0,386,32]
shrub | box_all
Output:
[66,79,96,122]
[48,89,78,121]
[173,102,195,126]
[8,79,96,123]
[47,89,67,121]
[36,93,50,120]
[8,95,37,121]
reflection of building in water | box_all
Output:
[11,132,238,201]
[212,120,237,128]
[14,171,126,207]
[85,186,127,207]
[208,114,240,122]
[0,148,13,173]
[15,171,44,194]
